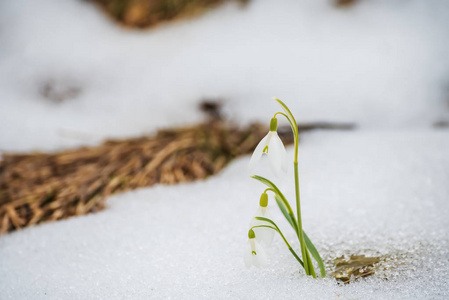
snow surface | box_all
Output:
[1,131,449,299]
[1,0,449,299]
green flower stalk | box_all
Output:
[245,98,325,278]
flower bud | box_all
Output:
[259,192,268,207]
[269,117,278,131]
[248,229,256,239]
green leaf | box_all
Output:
[254,216,278,229]
[305,250,316,278]
[289,248,305,268]
[303,231,326,278]
[274,194,298,235]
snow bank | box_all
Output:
[1,130,448,299]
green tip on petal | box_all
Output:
[269,117,278,131]
[260,192,268,207]
[248,229,256,239]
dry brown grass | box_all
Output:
[91,0,248,28]
[0,109,353,234]
[0,120,266,234]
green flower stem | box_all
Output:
[274,98,315,277]
[263,188,276,194]
[294,161,310,275]
[273,112,290,122]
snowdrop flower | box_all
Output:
[244,229,268,268]
[250,192,274,246]
[249,117,288,177]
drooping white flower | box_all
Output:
[244,230,268,268]
[250,192,275,246]
[249,117,288,177]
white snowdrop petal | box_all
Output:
[248,134,269,173]
[254,240,268,267]
[257,227,275,246]
[243,240,253,268]
[252,254,260,268]
[249,207,267,228]
[250,207,275,246]
[259,208,275,246]
[255,206,266,218]
[280,142,289,172]
[249,239,261,268]
[267,132,284,177]
[249,218,258,228]
[274,132,288,173]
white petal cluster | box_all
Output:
[249,130,288,177]
[244,117,290,269]
[243,237,268,268]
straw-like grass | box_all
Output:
[0,110,353,234]
[92,0,248,28]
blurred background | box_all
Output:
[1,0,448,152]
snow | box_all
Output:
[1,0,449,299]
[1,130,449,299]
[1,0,449,152]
